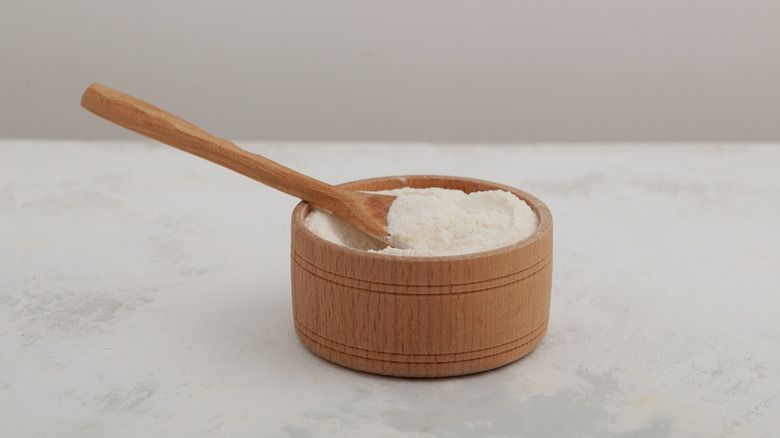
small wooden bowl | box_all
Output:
[290,176,553,377]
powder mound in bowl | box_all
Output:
[304,187,539,257]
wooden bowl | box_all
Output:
[290,176,553,377]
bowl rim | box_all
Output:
[292,174,553,261]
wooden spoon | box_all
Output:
[81,83,398,247]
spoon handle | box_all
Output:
[81,83,357,218]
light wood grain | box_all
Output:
[291,176,553,377]
[80,84,396,242]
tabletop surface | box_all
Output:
[1,141,778,437]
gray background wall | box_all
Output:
[3,0,779,142]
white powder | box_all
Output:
[304,187,539,257]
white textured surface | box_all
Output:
[1,141,779,437]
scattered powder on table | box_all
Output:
[304,187,539,256]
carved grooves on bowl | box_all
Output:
[291,248,552,295]
[294,317,548,365]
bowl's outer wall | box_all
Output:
[290,176,553,377]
